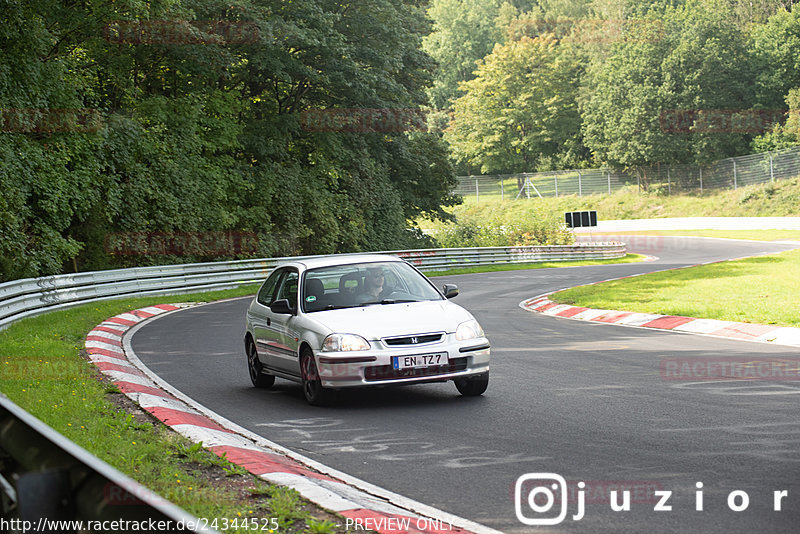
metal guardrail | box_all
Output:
[0,243,625,331]
[0,394,217,533]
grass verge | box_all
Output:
[0,284,340,534]
[553,248,800,327]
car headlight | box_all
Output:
[322,333,371,352]
[455,319,484,341]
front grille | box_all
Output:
[364,357,468,382]
[383,333,444,346]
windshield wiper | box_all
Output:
[309,304,359,311]
[359,298,418,305]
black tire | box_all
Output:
[454,371,489,396]
[247,338,275,388]
[300,348,334,406]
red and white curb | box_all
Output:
[520,296,800,348]
[86,303,499,534]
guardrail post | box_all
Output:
[733,159,737,190]
[607,171,611,195]
[578,171,582,196]
[500,180,504,201]
[554,175,558,197]
[699,167,703,193]
[475,178,479,202]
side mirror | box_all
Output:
[270,299,294,315]
[443,284,459,299]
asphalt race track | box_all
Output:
[132,237,800,533]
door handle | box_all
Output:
[267,318,271,326]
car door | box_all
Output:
[251,268,285,370]
[269,269,302,376]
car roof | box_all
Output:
[280,253,406,270]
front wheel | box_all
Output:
[454,371,489,396]
[300,349,335,406]
[247,339,275,388]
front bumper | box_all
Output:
[315,338,490,388]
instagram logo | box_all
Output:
[515,473,580,525]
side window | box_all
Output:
[276,270,299,308]
[257,269,283,306]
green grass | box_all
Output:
[423,178,800,234]
[586,229,800,241]
[423,254,647,277]
[554,248,800,327]
[0,283,344,533]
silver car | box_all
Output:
[244,254,490,405]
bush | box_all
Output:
[434,215,573,248]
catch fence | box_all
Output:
[455,146,800,200]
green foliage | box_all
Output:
[422,0,507,109]
[581,0,755,181]
[750,7,800,110]
[753,88,800,152]
[9,0,800,282]
[265,486,306,530]
[304,519,337,534]
[1,0,459,281]
[446,34,588,174]
[426,0,799,177]
[434,211,573,248]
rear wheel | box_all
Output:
[247,339,275,388]
[454,371,489,396]
[300,348,334,406]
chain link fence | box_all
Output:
[455,145,800,200]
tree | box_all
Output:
[751,8,800,110]
[445,35,586,174]
[753,88,800,151]
[422,0,508,110]
[0,0,460,280]
[581,0,755,183]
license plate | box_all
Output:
[393,353,448,370]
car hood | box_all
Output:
[308,299,474,339]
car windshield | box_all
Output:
[301,261,443,312]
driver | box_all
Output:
[357,266,388,303]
